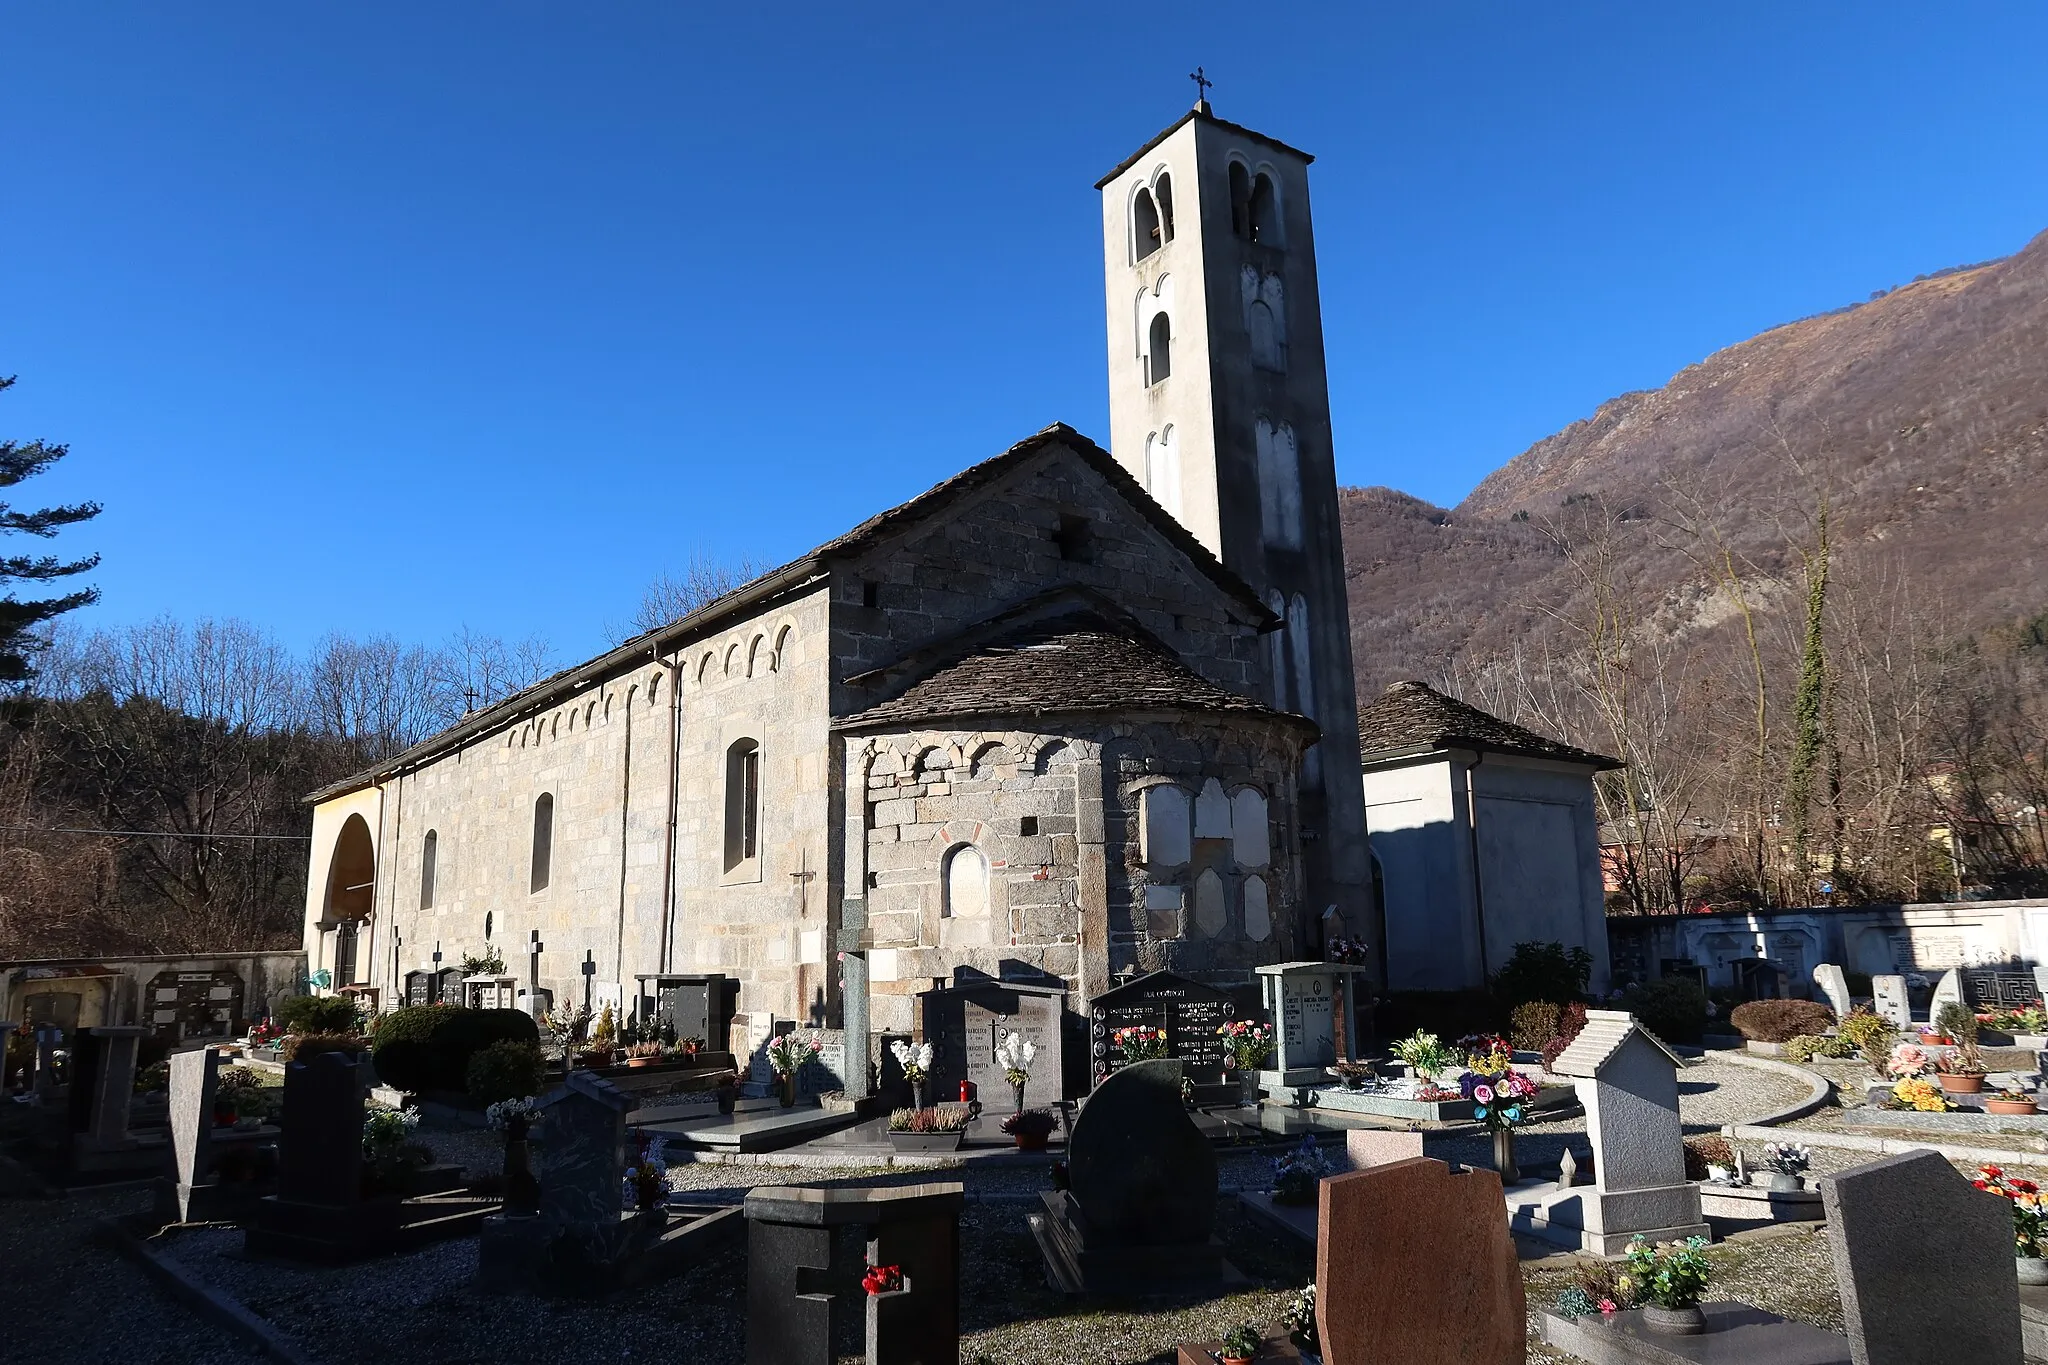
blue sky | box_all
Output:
[7,4,2046,662]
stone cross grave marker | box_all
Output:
[1872,975,1910,1027]
[1812,963,1852,1021]
[1928,969,1965,1028]
[1316,1158,1523,1365]
[1821,1148,2022,1365]
[278,1051,364,1208]
[535,1069,633,1228]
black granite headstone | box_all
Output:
[403,971,432,1007]
[920,969,1069,1107]
[277,1052,364,1208]
[636,973,736,1045]
[1088,970,1235,1086]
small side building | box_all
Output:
[1358,681,1617,994]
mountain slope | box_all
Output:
[1343,229,2048,696]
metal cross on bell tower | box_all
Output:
[1188,66,1213,110]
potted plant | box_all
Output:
[1331,1061,1373,1091]
[1391,1030,1459,1086]
[887,1103,971,1152]
[1975,1165,2048,1284]
[1989,1088,2041,1116]
[1624,1235,1713,1334]
[995,1031,1037,1113]
[624,1041,663,1069]
[626,1136,668,1217]
[1762,1142,1810,1193]
[1001,1108,1057,1151]
[1221,1323,1263,1365]
[1281,1283,1319,1361]
[889,1038,935,1110]
[1933,1004,1988,1095]
[767,1030,823,1107]
[1270,1135,1334,1205]
[1217,1020,1275,1107]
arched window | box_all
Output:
[1256,419,1303,549]
[1250,171,1280,244]
[1242,267,1287,370]
[420,830,438,909]
[943,844,988,919]
[1146,312,1172,385]
[1133,186,1161,262]
[1229,160,1252,238]
[1154,172,1175,244]
[1144,426,1181,518]
[1141,784,1191,868]
[530,794,553,894]
[724,739,760,871]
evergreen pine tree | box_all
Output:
[0,376,100,680]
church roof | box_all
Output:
[1355,680,1622,771]
[306,424,1273,804]
[835,611,1313,735]
[1095,106,1315,188]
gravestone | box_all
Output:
[143,967,245,1041]
[1872,975,1910,1028]
[636,973,736,1046]
[83,1025,147,1148]
[736,1012,779,1098]
[1088,970,1234,1089]
[797,1030,849,1100]
[1812,963,1852,1021]
[32,1025,62,1095]
[277,1051,365,1207]
[1344,1129,1424,1171]
[1928,969,1966,1029]
[403,971,433,1007]
[1822,1150,2022,1365]
[1317,1158,1522,1365]
[537,1069,632,1227]
[744,1182,964,1365]
[1256,962,1370,1090]
[2034,965,2048,1008]
[1029,1058,1228,1294]
[1507,1010,1706,1254]
[162,1047,221,1219]
[920,969,1068,1108]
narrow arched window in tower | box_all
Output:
[1155,172,1175,244]
[1256,420,1303,548]
[724,738,761,871]
[1229,161,1252,238]
[1250,172,1281,244]
[1147,312,1172,385]
[1133,187,1161,262]
[1145,426,1182,518]
[530,795,553,894]
[420,830,438,910]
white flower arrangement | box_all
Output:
[889,1038,934,1083]
[486,1097,535,1131]
[995,1032,1036,1087]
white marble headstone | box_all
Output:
[1872,975,1910,1027]
[1811,963,1851,1021]
[1927,969,1965,1031]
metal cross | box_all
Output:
[790,848,816,917]
[1189,67,1213,105]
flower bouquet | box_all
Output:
[1976,1165,2046,1273]
[995,1031,1036,1109]
[1462,1056,1540,1184]
[1270,1134,1334,1206]
[1762,1142,1810,1192]
[1111,1025,1169,1065]
[247,1018,284,1050]
[1885,1076,1951,1112]
[862,1263,905,1296]
[1885,1042,1932,1080]
[889,1038,935,1108]
[1391,1030,1459,1083]
[767,1031,823,1107]
[624,1136,668,1214]
[1282,1283,1319,1356]
[1623,1235,1713,1334]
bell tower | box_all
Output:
[1098,96,1372,953]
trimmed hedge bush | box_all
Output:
[465,1039,546,1105]
[277,994,360,1036]
[282,1031,369,1063]
[1510,1001,1562,1053]
[1784,1033,1855,1064]
[1538,1002,1590,1072]
[371,1006,539,1094]
[1729,999,1837,1044]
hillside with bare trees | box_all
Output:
[1341,227,2048,912]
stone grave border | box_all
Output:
[98,1215,315,1365]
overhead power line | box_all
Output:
[0,825,311,842]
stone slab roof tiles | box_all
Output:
[1548,1009,1683,1078]
[1356,679,1622,770]
[837,613,1312,734]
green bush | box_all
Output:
[1783,1033,1855,1065]
[277,994,360,1035]
[1729,999,1837,1044]
[283,1031,369,1063]
[465,1039,546,1105]
[1510,1001,1563,1053]
[371,1006,539,1094]
[1622,977,1709,1044]
[1935,1002,1979,1045]
[1836,1007,1892,1053]
[1491,942,1594,1014]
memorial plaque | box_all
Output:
[142,968,245,1041]
[1088,971,1235,1086]
[636,973,736,1046]
[404,971,432,1007]
[921,970,1070,1107]
[797,1032,849,1098]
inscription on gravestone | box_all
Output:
[1088,971,1234,1086]
[922,971,1069,1107]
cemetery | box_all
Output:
[9,950,2048,1364]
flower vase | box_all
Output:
[503,1117,539,1218]
[778,1074,797,1108]
[1768,1171,1801,1193]
[1012,1081,1026,1115]
[1238,1070,1261,1108]
[1492,1127,1520,1185]
[911,1079,926,1112]
[2021,1257,2048,1287]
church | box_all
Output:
[298,100,1373,1049]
